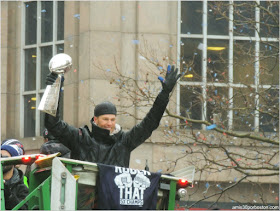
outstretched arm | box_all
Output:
[44,73,81,152]
[123,65,181,150]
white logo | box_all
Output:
[114,167,151,206]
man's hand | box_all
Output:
[46,72,58,85]
[158,65,181,93]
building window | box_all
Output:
[179,0,279,132]
[22,1,64,137]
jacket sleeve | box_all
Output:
[44,99,83,157]
[123,89,170,151]
[5,183,29,210]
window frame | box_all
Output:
[177,0,279,132]
[20,1,64,137]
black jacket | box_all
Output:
[45,90,170,167]
[4,168,29,210]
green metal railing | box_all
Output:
[1,155,193,210]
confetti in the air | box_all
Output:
[206,124,217,130]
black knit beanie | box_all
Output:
[94,101,117,117]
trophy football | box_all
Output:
[38,53,72,117]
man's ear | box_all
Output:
[93,116,97,122]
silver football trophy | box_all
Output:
[38,53,72,116]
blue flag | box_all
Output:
[97,163,161,210]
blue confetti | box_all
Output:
[132,40,139,45]
[158,66,163,70]
[217,184,223,190]
[214,73,217,78]
[169,45,173,48]
[106,69,111,72]
[41,9,46,13]
[206,124,217,130]
[157,169,163,173]
[234,177,237,182]
[189,67,192,71]
[121,16,126,21]
[205,182,209,188]
[74,14,80,19]
[214,90,218,95]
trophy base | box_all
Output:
[38,81,60,117]
[42,109,57,117]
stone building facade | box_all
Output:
[1,1,279,209]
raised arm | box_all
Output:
[123,65,181,150]
[44,73,81,153]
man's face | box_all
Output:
[1,150,11,158]
[1,150,14,174]
[94,114,116,133]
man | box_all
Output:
[40,128,71,158]
[45,65,181,167]
[1,140,29,210]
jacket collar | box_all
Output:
[5,168,21,186]
[111,124,121,135]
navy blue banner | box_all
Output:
[97,164,161,210]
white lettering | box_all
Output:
[120,199,143,205]
[125,187,132,199]
[119,186,124,198]
[115,167,152,206]
[132,187,140,199]
[139,188,145,199]
[115,166,123,173]
[115,166,151,176]
[123,168,130,173]
[130,168,138,174]
[141,170,151,176]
